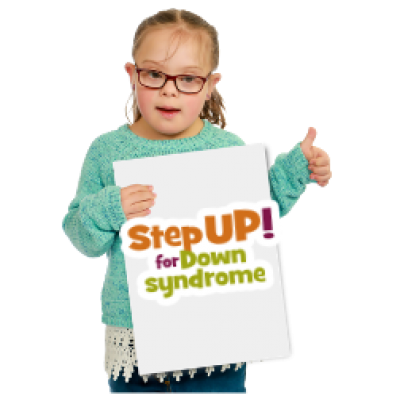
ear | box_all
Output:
[211,74,223,86]
[125,62,136,85]
[125,62,134,75]
[207,73,222,96]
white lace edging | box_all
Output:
[105,325,246,384]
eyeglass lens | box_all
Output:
[140,70,204,93]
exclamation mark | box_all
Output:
[262,207,274,239]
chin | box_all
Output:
[158,127,186,137]
[153,119,185,132]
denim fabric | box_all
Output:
[108,362,246,393]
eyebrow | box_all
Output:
[141,60,203,72]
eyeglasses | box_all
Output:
[135,65,212,94]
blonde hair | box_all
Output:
[125,8,227,129]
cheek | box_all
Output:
[136,90,155,117]
[184,96,205,119]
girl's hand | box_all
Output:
[120,184,157,220]
[300,125,332,188]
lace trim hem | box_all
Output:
[105,325,245,383]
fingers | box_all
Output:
[310,152,331,167]
[310,174,332,182]
[310,157,328,166]
[317,179,331,188]
[309,165,330,175]
[127,208,151,219]
[318,172,331,182]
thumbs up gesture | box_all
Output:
[300,127,332,187]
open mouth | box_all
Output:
[156,107,181,118]
[157,107,180,112]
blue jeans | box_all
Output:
[108,362,246,393]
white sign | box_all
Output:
[113,144,290,376]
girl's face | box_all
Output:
[125,29,221,140]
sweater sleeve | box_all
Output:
[269,141,317,218]
[62,138,128,258]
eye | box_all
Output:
[148,70,162,78]
[180,75,196,83]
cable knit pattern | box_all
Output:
[61,119,317,384]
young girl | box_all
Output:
[62,8,326,394]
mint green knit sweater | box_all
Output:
[62,119,316,328]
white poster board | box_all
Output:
[113,144,290,376]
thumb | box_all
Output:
[300,127,317,159]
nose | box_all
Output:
[161,78,178,94]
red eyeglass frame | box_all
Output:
[134,65,212,94]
